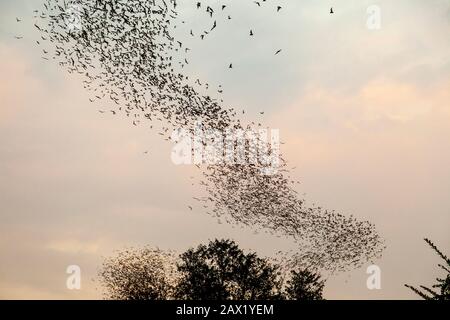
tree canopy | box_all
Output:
[285,269,325,300]
[98,247,179,300]
[98,239,326,300]
[175,239,282,300]
[405,238,450,300]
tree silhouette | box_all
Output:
[175,239,282,300]
[284,269,325,300]
[405,238,450,300]
[98,247,179,300]
[98,239,326,300]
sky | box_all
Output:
[0,0,449,299]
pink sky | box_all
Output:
[0,0,449,299]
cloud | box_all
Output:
[272,78,450,138]
[46,239,102,255]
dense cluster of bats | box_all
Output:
[16,0,383,273]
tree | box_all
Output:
[284,269,325,300]
[98,239,327,300]
[98,247,179,300]
[405,238,450,300]
[175,239,282,300]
